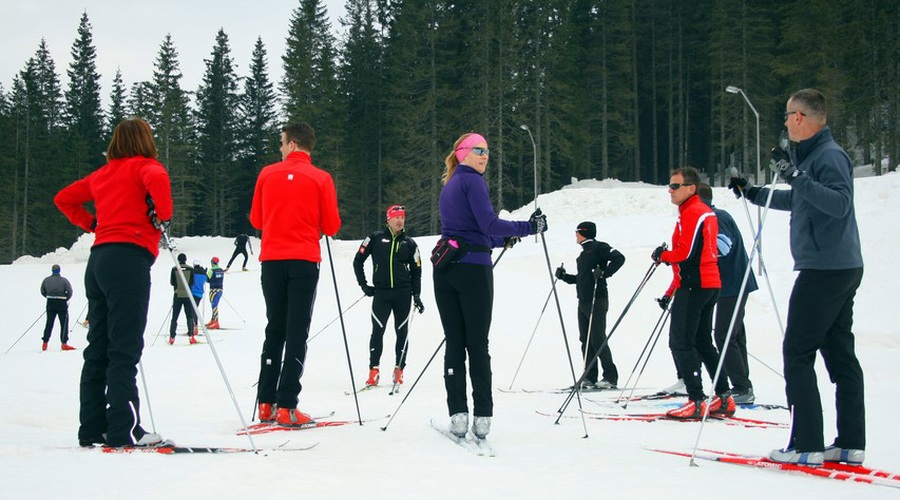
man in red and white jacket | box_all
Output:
[651,166,733,420]
[249,122,341,427]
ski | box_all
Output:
[650,448,900,489]
[237,414,388,435]
[536,410,788,429]
[100,440,318,454]
[242,411,336,433]
[389,383,401,395]
[429,419,495,457]
[698,449,900,483]
[344,385,381,396]
[585,397,788,412]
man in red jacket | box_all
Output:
[249,122,341,427]
[652,166,734,420]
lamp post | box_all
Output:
[520,124,538,214]
[725,85,763,275]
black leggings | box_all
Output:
[368,288,413,369]
[434,263,493,417]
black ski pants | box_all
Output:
[714,293,752,392]
[227,247,249,269]
[257,260,319,410]
[577,297,618,385]
[668,287,729,401]
[169,296,195,337]
[43,299,69,344]
[368,287,413,369]
[80,244,153,447]
[434,263,493,417]
[783,268,865,452]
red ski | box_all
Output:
[237,414,388,436]
[650,448,900,489]
[573,410,788,429]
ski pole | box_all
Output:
[381,337,445,432]
[731,167,786,338]
[508,277,557,390]
[160,227,258,452]
[222,296,246,323]
[555,261,660,419]
[748,350,783,379]
[690,169,781,466]
[137,359,156,433]
[308,294,365,343]
[620,308,670,409]
[616,304,671,406]
[150,306,173,347]
[324,237,363,425]
[535,222,588,438]
[70,302,89,335]
[4,310,46,354]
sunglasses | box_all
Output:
[668,183,693,190]
[784,110,806,120]
[470,147,489,157]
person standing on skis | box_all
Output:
[40,264,75,351]
[653,166,734,421]
[206,257,225,329]
[225,234,253,272]
[353,204,424,390]
[555,221,624,391]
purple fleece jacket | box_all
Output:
[438,165,533,266]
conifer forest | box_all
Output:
[1,0,896,263]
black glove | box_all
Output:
[651,245,666,264]
[413,295,424,314]
[361,284,375,297]
[529,209,548,234]
[656,295,671,311]
[770,146,800,183]
[592,267,604,281]
[555,265,566,279]
[727,176,760,200]
[504,236,520,249]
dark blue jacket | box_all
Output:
[749,127,862,270]
[711,205,758,298]
[438,165,532,266]
[208,265,225,289]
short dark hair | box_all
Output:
[670,166,701,186]
[790,88,827,122]
[282,122,316,152]
[107,117,158,159]
[697,182,713,201]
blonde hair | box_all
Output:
[442,133,472,185]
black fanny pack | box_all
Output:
[430,236,490,269]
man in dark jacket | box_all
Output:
[225,234,253,272]
[555,222,624,390]
[730,88,865,467]
[354,204,423,389]
[698,183,758,404]
[40,264,75,351]
[168,253,196,345]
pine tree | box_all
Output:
[195,28,240,236]
[237,37,279,233]
[64,12,105,172]
[107,68,127,140]
[148,34,195,235]
[17,40,65,257]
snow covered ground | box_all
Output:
[2,173,898,499]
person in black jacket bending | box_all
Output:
[353,205,423,388]
[555,222,625,390]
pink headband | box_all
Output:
[455,133,487,163]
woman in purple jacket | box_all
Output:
[435,132,547,439]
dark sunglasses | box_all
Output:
[784,110,806,120]
[668,183,693,190]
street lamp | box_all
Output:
[725,85,763,275]
[520,124,538,214]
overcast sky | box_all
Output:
[2,0,347,102]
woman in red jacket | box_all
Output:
[54,117,173,448]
